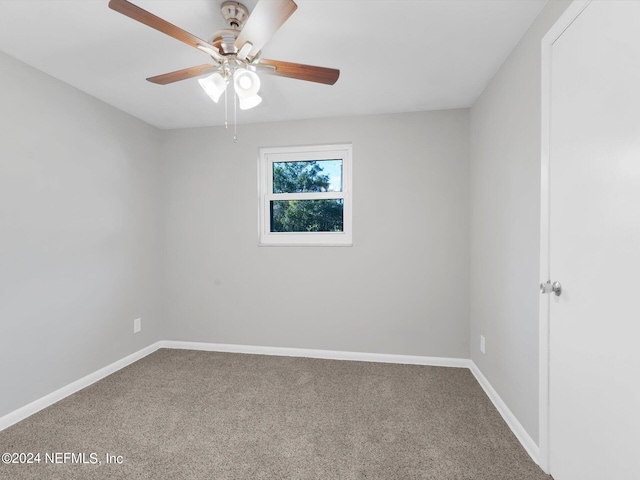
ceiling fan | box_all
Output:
[108,0,340,110]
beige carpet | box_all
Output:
[0,349,551,479]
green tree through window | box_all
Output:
[271,161,344,232]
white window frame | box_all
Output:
[258,143,352,246]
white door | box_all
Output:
[548,1,640,479]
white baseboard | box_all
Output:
[1,340,539,468]
[469,361,540,465]
[159,340,472,368]
[0,342,162,431]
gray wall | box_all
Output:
[0,52,164,418]
[160,110,470,358]
[469,0,571,444]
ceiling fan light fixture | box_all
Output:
[238,93,262,110]
[233,68,261,98]
[198,72,229,103]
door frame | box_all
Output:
[538,0,591,474]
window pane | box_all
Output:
[272,160,342,193]
[270,199,344,232]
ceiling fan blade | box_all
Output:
[109,0,221,60]
[235,0,298,59]
[258,59,339,85]
[147,64,217,85]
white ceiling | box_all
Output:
[0,0,546,130]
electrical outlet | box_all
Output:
[480,335,486,354]
[134,318,141,334]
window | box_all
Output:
[258,144,352,246]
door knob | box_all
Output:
[540,280,562,296]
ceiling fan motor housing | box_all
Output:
[210,29,241,55]
[212,2,252,56]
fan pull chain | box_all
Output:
[224,86,228,130]
[233,91,238,143]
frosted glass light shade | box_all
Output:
[198,72,228,103]
[238,94,262,110]
[233,68,260,98]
